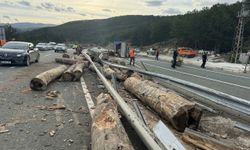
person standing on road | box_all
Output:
[129,48,135,66]
[171,49,178,68]
[76,45,82,55]
[201,52,208,68]
[155,48,160,60]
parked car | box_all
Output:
[35,43,49,51]
[47,42,57,50]
[177,47,198,58]
[54,43,67,53]
[0,41,40,66]
[147,48,156,55]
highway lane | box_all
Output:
[0,50,91,150]
[137,57,250,101]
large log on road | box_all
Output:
[55,57,77,65]
[91,93,133,150]
[102,65,127,81]
[73,63,85,81]
[102,65,115,79]
[61,64,76,81]
[124,77,196,131]
[30,65,67,91]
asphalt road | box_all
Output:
[0,50,91,150]
[136,56,250,101]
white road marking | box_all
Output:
[71,90,80,125]
[142,59,250,80]
[80,76,95,118]
[183,65,250,80]
[10,67,15,69]
[55,94,64,129]
[144,63,250,90]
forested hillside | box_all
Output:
[15,1,250,53]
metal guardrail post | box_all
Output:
[111,73,118,91]
[83,53,163,150]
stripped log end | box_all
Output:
[30,78,46,91]
[62,73,75,82]
[172,106,193,132]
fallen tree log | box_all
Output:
[62,53,70,58]
[89,62,102,73]
[102,65,127,81]
[91,93,133,150]
[55,57,77,65]
[30,65,67,91]
[73,63,85,81]
[108,57,127,66]
[112,68,128,81]
[103,65,115,79]
[61,64,76,81]
[182,128,238,150]
[124,77,197,131]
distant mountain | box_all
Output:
[11,22,56,31]
[16,1,250,52]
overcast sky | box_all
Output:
[0,0,240,24]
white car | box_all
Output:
[47,42,57,50]
[35,43,49,51]
[54,43,67,53]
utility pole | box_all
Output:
[231,1,249,63]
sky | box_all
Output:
[0,0,240,25]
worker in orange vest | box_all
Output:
[129,48,135,66]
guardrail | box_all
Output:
[100,57,250,118]
[83,53,164,150]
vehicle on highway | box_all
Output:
[0,41,40,66]
[147,48,156,55]
[54,43,67,53]
[47,42,57,50]
[177,47,198,58]
[35,43,49,51]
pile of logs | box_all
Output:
[30,54,89,91]
[61,63,85,81]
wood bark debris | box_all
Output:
[55,57,78,65]
[0,125,9,134]
[91,93,134,150]
[30,65,68,91]
[46,90,60,97]
[182,128,239,150]
[124,76,198,132]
